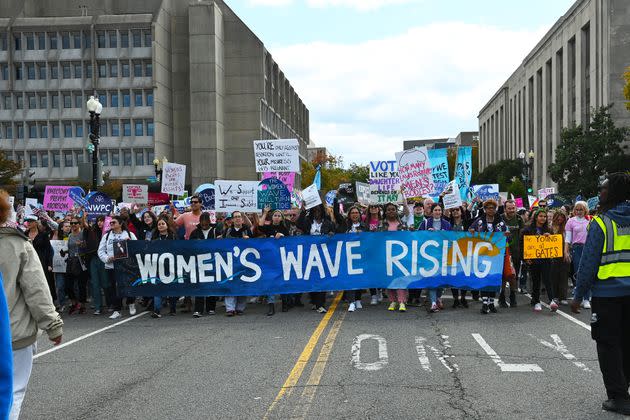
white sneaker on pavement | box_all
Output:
[581,299,591,309]
[348,302,356,312]
[533,303,542,312]
[109,311,121,320]
[129,303,136,316]
[560,300,569,305]
[370,296,378,305]
[355,300,362,309]
[549,300,559,312]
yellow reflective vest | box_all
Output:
[591,215,630,280]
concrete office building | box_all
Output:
[0,0,310,189]
[478,0,630,190]
[403,131,478,150]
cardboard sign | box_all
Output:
[215,180,259,213]
[148,192,170,206]
[523,234,564,259]
[257,178,291,210]
[85,191,114,221]
[428,148,449,197]
[455,146,472,201]
[396,147,434,199]
[43,186,74,212]
[442,181,462,210]
[197,187,215,210]
[302,184,322,209]
[538,187,555,200]
[25,198,38,216]
[355,182,370,205]
[50,240,68,273]
[262,172,295,192]
[122,184,148,203]
[161,162,186,195]
[253,139,300,173]
[472,184,500,201]
[369,160,401,204]
[514,197,524,208]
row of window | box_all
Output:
[1,90,154,111]
[1,60,152,81]
[15,148,155,169]
[0,29,151,52]
[0,119,154,139]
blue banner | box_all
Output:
[428,148,449,199]
[115,231,506,297]
[455,146,472,201]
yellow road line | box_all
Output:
[263,293,343,419]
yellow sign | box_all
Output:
[523,234,564,259]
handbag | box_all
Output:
[66,256,85,276]
[502,247,516,281]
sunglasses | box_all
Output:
[190,200,200,204]
[70,221,80,225]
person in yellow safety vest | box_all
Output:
[571,172,630,415]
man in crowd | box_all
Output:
[501,199,523,307]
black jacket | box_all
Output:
[189,224,219,240]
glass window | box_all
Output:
[52,151,60,167]
[109,31,117,48]
[26,63,35,80]
[17,123,24,139]
[38,63,46,80]
[50,63,58,79]
[16,95,23,109]
[145,62,152,77]
[120,31,129,47]
[100,151,108,166]
[64,122,72,137]
[29,153,38,168]
[110,92,118,107]
[51,94,59,109]
[76,152,84,165]
[1,64,7,80]
[40,123,48,138]
[38,33,46,49]
[74,93,82,108]
[29,123,37,138]
[26,33,34,50]
[72,32,81,48]
[97,31,106,48]
[122,91,130,107]
[111,121,119,136]
[109,62,118,77]
[6,126,12,139]
[49,33,57,49]
[84,32,91,49]
[147,150,154,165]
[27,94,36,109]
[73,63,82,78]
[62,32,70,49]
[133,62,142,77]
[135,151,144,166]
[41,152,48,167]
[123,150,132,166]
[39,94,47,109]
[75,122,83,137]
[146,90,154,106]
[14,35,21,50]
[62,62,71,79]
[98,62,106,78]
[134,121,143,136]
[52,122,60,138]
[85,63,92,78]
[0,33,7,51]
[98,94,106,106]
[121,62,130,77]
[100,120,108,136]
[64,152,73,167]
[111,151,119,166]
[134,91,143,106]
[147,121,154,136]
[132,31,141,47]
[15,64,22,80]
[144,31,152,47]
[123,120,131,136]
[63,93,71,108]
[3,95,10,110]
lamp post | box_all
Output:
[519,150,535,203]
[86,95,102,191]
[152,156,168,182]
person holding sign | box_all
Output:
[380,203,409,312]
[223,211,253,316]
[258,206,291,315]
[448,206,471,309]
[521,209,558,313]
[150,215,179,318]
[337,205,369,312]
[550,211,570,305]
[420,203,451,313]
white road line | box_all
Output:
[472,333,543,372]
[530,334,592,372]
[524,293,592,331]
[351,334,388,371]
[34,312,148,360]
[414,337,432,372]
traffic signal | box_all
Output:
[527,187,533,194]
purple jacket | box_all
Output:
[419,218,452,231]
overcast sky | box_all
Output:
[228,0,576,165]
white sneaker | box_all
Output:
[370,296,378,305]
[109,311,121,319]
[377,293,383,302]
[348,302,356,312]
[316,306,327,313]
[355,300,362,309]
[581,299,591,309]
[128,304,136,315]
[560,300,569,305]
[549,300,559,312]
[248,297,258,304]
[533,303,542,312]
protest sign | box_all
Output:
[68,186,88,208]
[523,234,564,259]
[115,231,506,297]
[302,184,322,209]
[325,190,337,206]
[528,195,538,208]
[151,205,170,216]
[215,181,259,213]
[43,186,74,212]
[291,189,303,208]
[122,184,148,204]
[355,182,370,205]
[24,198,38,216]
[442,181,462,209]
[197,186,215,210]
[253,139,300,173]
[148,192,170,206]
[257,178,291,210]
[538,187,555,200]
[85,191,114,221]
[161,163,186,195]
[499,192,509,204]
[587,196,599,211]
[396,147,434,199]
[455,146,472,201]
[514,197,524,208]
[472,184,500,201]
[8,196,15,223]
[369,160,401,204]
[428,148,449,197]
[262,172,295,192]
[50,240,68,273]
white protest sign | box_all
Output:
[122,184,148,203]
[395,147,434,199]
[355,182,371,206]
[50,240,68,273]
[538,187,555,200]
[8,196,15,223]
[442,181,462,209]
[253,139,300,173]
[302,184,322,209]
[369,160,402,204]
[25,198,38,216]
[215,180,259,213]
[161,163,186,195]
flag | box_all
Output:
[313,165,322,190]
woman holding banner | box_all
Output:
[150,215,179,318]
[449,206,471,308]
[190,212,221,318]
[550,211,570,305]
[380,203,408,312]
[365,204,385,306]
[130,206,157,241]
[420,203,451,313]
[223,211,253,316]
[64,216,88,314]
[338,205,369,312]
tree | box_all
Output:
[507,178,526,200]
[0,150,23,192]
[474,159,524,191]
[548,105,630,198]
[624,66,630,111]
[301,155,368,191]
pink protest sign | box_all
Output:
[43,186,74,212]
[263,172,295,192]
[515,197,524,208]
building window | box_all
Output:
[15,64,22,80]
[147,150,154,164]
[122,91,130,107]
[41,152,49,167]
[109,31,117,48]
[39,94,47,109]
[3,95,10,110]
[123,150,132,166]
[63,93,72,108]
[111,151,119,166]
[145,62,152,77]
[98,93,106,106]
[16,95,23,110]
[14,35,21,51]
[74,93,82,109]
[37,33,46,49]
[50,63,58,79]
[146,90,153,106]
[110,92,118,107]
[51,94,59,109]
[132,31,141,47]
[28,123,37,138]
[64,151,73,167]
[6,126,12,139]
[1,64,7,80]
[147,120,154,136]
[62,62,71,79]
[52,151,60,167]
[27,94,36,109]
[62,32,70,49]
[85,63,92,78]
[97,31,106,48]
[76,151,84,165]
[133,91,143,106]
[26,33,34,50]
[100,120,108,136]
[123,120,131,136]
[26,63,35,80]
[135,151,144,166]
[144,31,152,46]
[38,63,46,80]
[72,32,81,48]
[135,121,143,136]
[100,151,108,166]
[52,122,60,138]
[0,33,7,51]
[74,62,82,78]
[133,62,142,77]
[40,123,48,138]
[75,121,83,137]
[120,31,129,48]
[17,123,24,139]
[109,62,118,78]
[29,153,38,168]
[98,62,106,78]
[49,33,57,49]
[64,122,72,137]
[111,121,120,136]
[84,32,91,49]
[121,62,130,77]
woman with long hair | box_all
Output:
[550,211,570,305]
[223,211,254,316]
[380,202,408,312]
[339,205,369,312]
[130,206,158,240]
[564,201,591,308]
[420,203,452,313]
[448,206,470,308]
[258,206,291,315]
[365,204,384,305]
[64,215,88,314]
[150,215,179,318]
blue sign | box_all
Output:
[115,231,506,297]
[428,148,449,198]
[257,178,291,210]
[197,187,215,210]
[68,186,88,207]
[472,184,500,201]
[325,190,337,206]
[85,191,113,221]
[455,146,472,201]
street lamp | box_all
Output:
[86,95,102,191]
[153,156,168,181]
[519,150,535,203]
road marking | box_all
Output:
[351,334,388,371]
[524,293,591,331]
[293,311,347,419]
[415,337,432,372]
[415,335,459,373]
[263,293,342,419]
[472,333,543,372]
[33,312,148,360]
[530,334,591,372]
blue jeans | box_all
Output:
[54,273,66,307]
[225,296,247,312]
[89,256,109,310]
[267,295,276,304]
[571,244,590,300]
[154,296,177,313]
[428,288,443,304]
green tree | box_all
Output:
[548,105,630,198]
[474,159,524,191]
[301,155,368,191]
[624,66,630,111]
[507,178,526,200]
[0,150,23,192]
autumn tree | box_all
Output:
[301,155,368,191]
[0,150,23,193]
[624,66,630,111]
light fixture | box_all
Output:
[528,150,535,159]
[86,95,97,112]
[94,97,103,114]
[518,151,525,160]
[162,157,168,164]
[153,158,160,166]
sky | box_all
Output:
[226,0,577,166]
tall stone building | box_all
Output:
[478,0,629,190]
[0,0,310,190]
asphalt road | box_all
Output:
[21,293,627,420]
